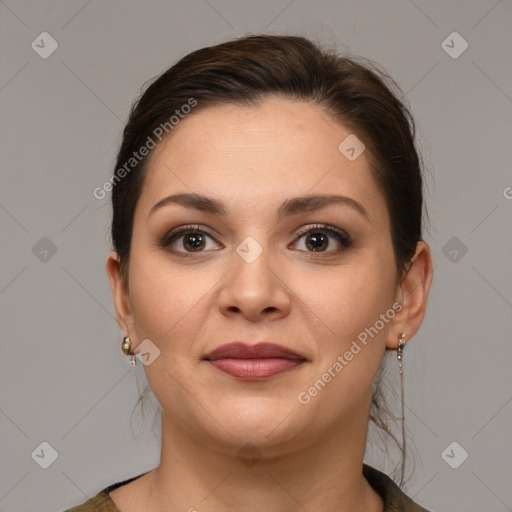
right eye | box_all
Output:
[160,225,222,256]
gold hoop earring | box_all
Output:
[121,336,136,366]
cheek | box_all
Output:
[127,248,202,343]
[126,253,209,411]
[292,255,396,345]
[292,266,395,420]
[127,243,229,361]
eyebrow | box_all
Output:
[148,193,368,220]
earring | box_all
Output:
[397,332,405,375]
[121,336,136,366]
[397,333,406,484]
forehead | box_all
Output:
[136,98,387,224]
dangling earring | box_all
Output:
[397,333,405,375]
[121,336,136,366]
[397,333,406,484]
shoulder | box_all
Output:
[63,467,432,512]
[62,489,119,512]
[62,473,146,512]
[363,464,433,512]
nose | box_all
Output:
[217,244,291,323]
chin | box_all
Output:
[212,401,310,450]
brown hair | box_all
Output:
[112,34,426,486]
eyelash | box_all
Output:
[160,223,352,257]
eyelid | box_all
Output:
[294,223,349,240]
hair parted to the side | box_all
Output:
[112,34,427,487]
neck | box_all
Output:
[144,413,383,512]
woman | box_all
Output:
[66,34,433,512]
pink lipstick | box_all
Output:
[204,342,305,380]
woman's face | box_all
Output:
[110,97,409,456]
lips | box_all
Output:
[204,342,306,380]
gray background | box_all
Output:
[1,1,511,511]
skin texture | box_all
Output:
[106,97,432,512]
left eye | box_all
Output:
[292,225,352,253]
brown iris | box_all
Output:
[183,233,206,252]
[305,232,328,252]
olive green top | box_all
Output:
[63,464,432,512]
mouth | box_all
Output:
[203,342,306,380]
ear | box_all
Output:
[106,251,134,336]
[386,241,433,349]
